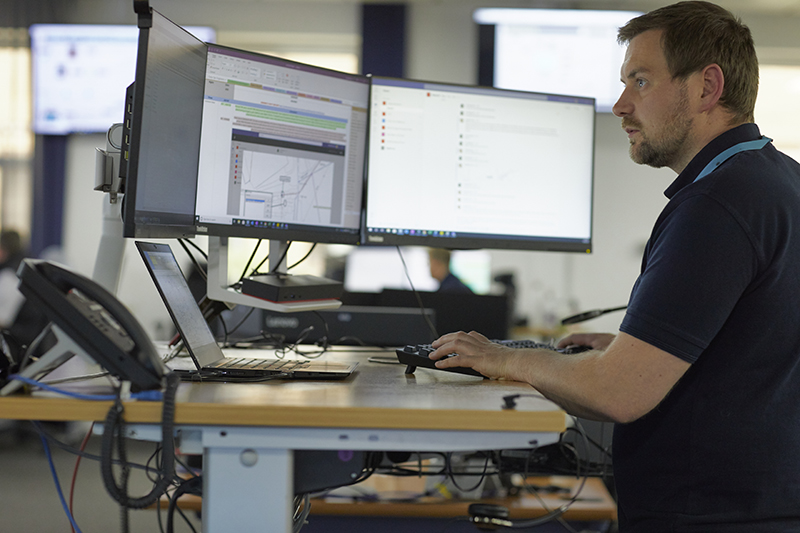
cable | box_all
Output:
[181,238,208,261]
[445,451,493,493]
[166,475,202,533]
[395,246,439,340]
[270,241,293,274]
[42,371,111,385]
[40,429,84,533]
[225,306,257,337]
[101,373,180,510]
[293,493,312,533]
[7,374,163,401]
[239,239,263,281]
[288,243,316,270]
[177,239,207,282]
[69,422,95,533]
[32,421,158,476]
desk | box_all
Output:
[0,350,566,533]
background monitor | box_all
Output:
[30,23,215,135]
[474,8,641,113]
[363,77,595,253]
[343,246,492,294]
[193,45,370,245]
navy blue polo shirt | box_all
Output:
[615,124,800,531]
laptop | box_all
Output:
[135,241,357,380]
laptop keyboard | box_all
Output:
[205,358,310,371]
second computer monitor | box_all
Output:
[194,45,370,245]
[364,77,595,252]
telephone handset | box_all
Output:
[15,259,165,391]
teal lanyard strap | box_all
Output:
[693,136,772,183]
[692,135,772,183]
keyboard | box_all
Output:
[396,339,577,378]
[204,358,310,371]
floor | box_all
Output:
[0,420,202,533]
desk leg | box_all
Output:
[203,446,294,533]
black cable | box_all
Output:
[101,373,181,509]
[270,241,293,274]
[445,451,492,493]
[395,246,439,340]
[181,238,208,261]
[167,476,202,533]
[177,239,207,282]
[217,313,230,346]
[239,239,262,282]
[288,243,316,270]
[563,426,613,460]
[118,426,131,533]
[31,421,158,476]
[225,307,256,337]
[250,251,271,277]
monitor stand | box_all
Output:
[206,236,342,313]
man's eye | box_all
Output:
[637,79,646,88]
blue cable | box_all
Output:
[8,374,163,401]
[39,430,84,533]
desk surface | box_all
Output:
[0,349,565,433]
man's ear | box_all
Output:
[699,63,725,112]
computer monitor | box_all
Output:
[474,8,641,113]
[343,246,492,294]
[30,23,214,135]
[363,77,595,253]
[193,45,370,246]
[122,7,208,238]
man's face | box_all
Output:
[613,29,695,171]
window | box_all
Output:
[0,28,33,238]
[755,65,800,162]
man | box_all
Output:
[427,248,473,293]
[431,2,800,531]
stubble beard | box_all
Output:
[625,84,692,169]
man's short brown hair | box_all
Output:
[618,1,758,124]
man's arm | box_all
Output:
[430,331,690,423]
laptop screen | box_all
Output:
[136,241,223,368]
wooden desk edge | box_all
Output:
[0,397,566,433]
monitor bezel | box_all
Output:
[122,6,205,239]
[361,75,595,254]
[192,44,370,246]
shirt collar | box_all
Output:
[664,123,762,199]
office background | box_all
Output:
[2,0,800,340]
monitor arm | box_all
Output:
[92,124,126,295]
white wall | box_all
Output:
[58,1,800,338]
